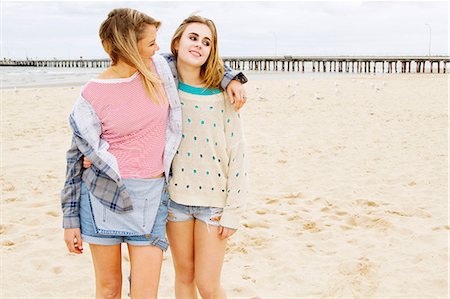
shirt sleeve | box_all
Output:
[61,133,83,228]
[220,94,248,229]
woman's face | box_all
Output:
[175,22,213,68]
[137,24,160,62]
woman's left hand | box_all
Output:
[226,80,247,111]
[218,226,236,239]
[82,156,93,168]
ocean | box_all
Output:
[0,65,402,89]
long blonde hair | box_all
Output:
[99,8,165,104]
[170,15,224,90]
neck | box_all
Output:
[111,60,137,78]
[177,60,204,87]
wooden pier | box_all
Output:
[1,56,449,74]
[223,56,450,74]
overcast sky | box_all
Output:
[1,1,449,59]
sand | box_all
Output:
[1,73,448,298]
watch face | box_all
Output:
[236,73,248,84]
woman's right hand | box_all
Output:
[64,228,83,254]
[83,156,93,168]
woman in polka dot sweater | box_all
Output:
[166,15,248,299]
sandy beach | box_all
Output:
[1,73,448,298]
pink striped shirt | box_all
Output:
[82,71,169,178]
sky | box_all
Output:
[1,1,449,59]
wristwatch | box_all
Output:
[233,72,248,84]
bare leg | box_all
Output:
[194,220,227,299]
[167,220,198,299]
[89,244,122,299]
[127,244,163,299]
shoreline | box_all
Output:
[1,71,447,90]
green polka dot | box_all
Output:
[206,171,209,175]
[211,187,215,191]
[227,118,231,123]
[187,152,191,157]
[199,186,202,189]
[238,114,241,118]
[194,136,197,141]
[193,169,197,174]
[187,118,191,123]
[200,154,203,158]
[181,168,184,172]
[209,106,214,110]
[186,185,190,188]
[212,156,216,160]
[231,132,234,137]
[236,172,239,177]
[182,134,185,138]
[213,123,217,128]
[215,142,218,146]
[195,105,199,109]
[206,138,209,143]
[238,189,241,193]
[201,120,205,125]
[221,189,225,192]
[174,183,178,186]
[221,109,224,113]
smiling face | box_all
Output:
[137,24,160,63]
[174,22,213,68]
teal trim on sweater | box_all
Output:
[179,81,222,95]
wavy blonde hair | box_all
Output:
[99,8,165,104]
[170,15,224,90]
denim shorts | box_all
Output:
[80,178,169,250]
[167,199,223,227]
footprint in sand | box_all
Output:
[284,192,304,199]
[355,199,380,207]
[52,267,63,274]
[264,198,279,205]
[4,197,17,203]
[1,240,15,246]
[324,258,379,298]
[287,215,300,221]
[0,225,6,234]
[46,211,59,217]
[243,221,270,229]
[2,182,16,192]
[287,199,298,205]
[303,221,322,233]
[432,225,450,231]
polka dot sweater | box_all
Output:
[168,82,248,229]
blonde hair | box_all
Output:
[170,15,224,90]
[99,8,165,104]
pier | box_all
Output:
[1,56,449,74]
[222,56,450,74]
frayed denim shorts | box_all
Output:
[80,177,169,250]
[167,199,223,227]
